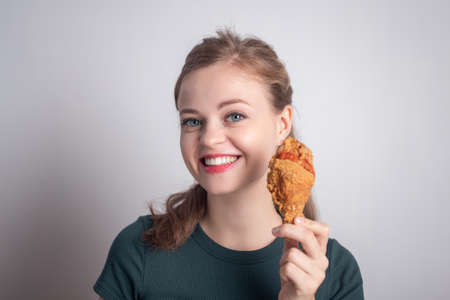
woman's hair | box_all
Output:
[142,27,319,251]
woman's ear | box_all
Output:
[276,105,293,145]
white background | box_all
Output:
[1,0,449,299]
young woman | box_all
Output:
[94,28,364,300]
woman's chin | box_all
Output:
[201,184,239,196]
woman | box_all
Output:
[94,28,364,300]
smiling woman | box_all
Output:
[93,27,364,300]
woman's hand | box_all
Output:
[272,216,330,300]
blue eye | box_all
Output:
[226,112,245,122]
[181,112,246,128]
[181,119,201,127]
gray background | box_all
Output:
[1,0,449,299]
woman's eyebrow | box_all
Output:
[179,98,250,115]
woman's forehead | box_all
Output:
[178,67,270,110]
[178,90,269,114]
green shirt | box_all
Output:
[93,215,364,299]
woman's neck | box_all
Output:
[199,177,283,251]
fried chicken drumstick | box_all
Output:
[267,137,316,224]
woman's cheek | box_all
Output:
[237,129,271,167]
[180,137,196,172]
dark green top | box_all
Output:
[93,215,364,299]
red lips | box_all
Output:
[201,153,241,159]
[200,156,241,174]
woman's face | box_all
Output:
[177,62,290,196]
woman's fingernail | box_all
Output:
[295,217,303,224]
[272,227,280,234]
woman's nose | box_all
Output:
[199,122,226,146]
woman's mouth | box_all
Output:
[200,155,242,174]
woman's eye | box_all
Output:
[181,113,246,128]
[181,119,200,127]
[226,112,246,122]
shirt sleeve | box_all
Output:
[93,216,147,300]
[328,238,365,300]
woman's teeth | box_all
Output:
[204,156,239,166]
